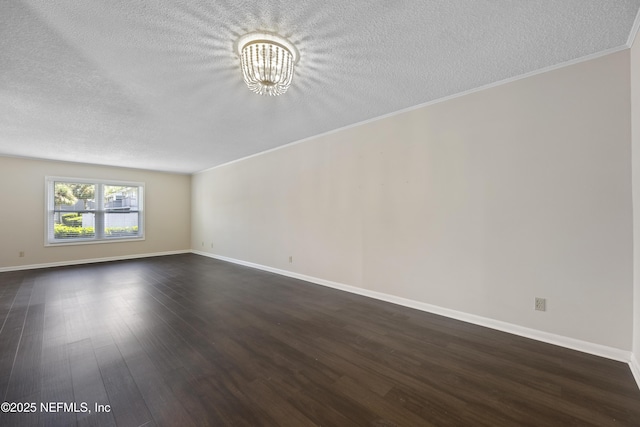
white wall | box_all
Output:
[631,32,640,379]
[0,156,191,269]
[192,51,633,351]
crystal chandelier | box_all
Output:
[236,32,299,96]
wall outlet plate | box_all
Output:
[535,297,546,311]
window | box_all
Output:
[46,177,144,245]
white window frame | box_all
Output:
[45,176,145,246]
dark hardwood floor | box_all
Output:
[0,254,639,426]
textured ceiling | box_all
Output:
[2,1,640,174]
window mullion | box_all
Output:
[95,184,105,239]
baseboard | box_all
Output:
[631,354,640,391]
[0,250,191,272]
[193,250,632,364]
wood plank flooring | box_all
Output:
[0,253,638,426]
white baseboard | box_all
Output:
[193,250,633,364]
[0,250,191,272]
[631,354,640,391]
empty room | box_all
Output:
[1,1,640,426]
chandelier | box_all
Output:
[236,32,299,96]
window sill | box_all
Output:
[45,236,145,247]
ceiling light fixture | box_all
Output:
[236,32,299,96]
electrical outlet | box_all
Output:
[289,256,293,263]
[211,243,213,248]
[19,251,25,258]
[535,297,546,312]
